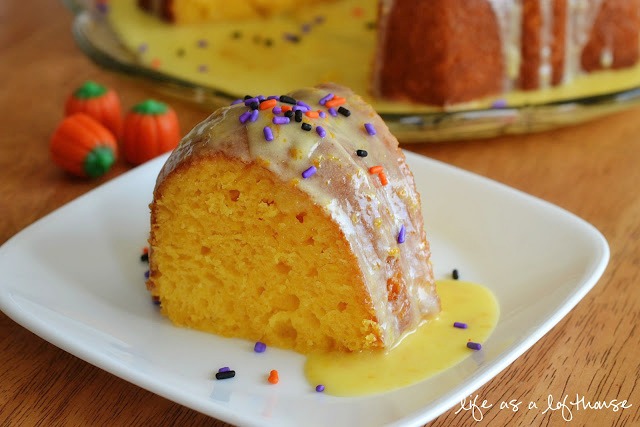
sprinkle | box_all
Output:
[301,23,312,33]
[467,342,482,351]
[491,99,508,109]
[216,370,236,380]
[315,384,325,392]
[140,253,149,262]
[142,247,149,254]
[239,110,252,124]
[281,105,293,112]
[268,370,279,384]
[319,93,334,105]
[364,123,376,136]
[337,106,351,117]
[257,95,266,101]
[263,126,274,142]
[302,166,317,179]
[231,31,242,39]
[284,110,294,119]
[272,106,283,115]
[254,341,267,353]
[454,322,468,329]
[301,123,312,131]
[231,99,244,105]
[297,100,312,110]
[144,270,150,279]
[137,43,148,53]
[292,105,309,113]
[328,108,338,117]
[151,295,161,305]
[249,101,260,110]
[316,126,326,138]
[305,110,320,118]
[295,110,303,122]
[452,269,459,280]
[218,367,230,373]
[267,95,280,100]
[279,95,297,105]
[397,225,406,244]
[259,99,277,110]
[273,116,290,125]
[96,2,109,13]
[369,165,383,174]
[318,110,326,118]
[244,97,260,106]
[325,96,346,109]
[283,33,300,43]
[244,95,253,100]
[197,64,208,73]
[150,58,161,69]
[356,149,368,157]
[249,109,259,122]
[176,48,186,57]
[378,171,388,186]
[197,39,208,48]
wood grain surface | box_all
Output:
[1,1,639,426]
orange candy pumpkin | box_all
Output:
[50,113,118,178]
[122,99,181,165]
[65,81,123,138]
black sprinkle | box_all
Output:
[284,110,294,119]
[301,123,312,131]
[279,95,297,105]
[231,31,242,39]
[244,95,253,100]
[152,296,161,306]
[140,253,149,262]
[338,106,351,117]
[356,149,368,157]
[295,110,303,122]
[249,101,259,110]
[366,21,376,30]
[176,48,186,57]
[452,269,459,280]
[215,370,236,380]
[264,38,273,47]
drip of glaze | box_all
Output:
[304,280,499,396]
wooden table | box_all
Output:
[1,1,639,426]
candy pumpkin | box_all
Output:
[50,113,118,178]
[122,99,181,165]
[65,81,123,138]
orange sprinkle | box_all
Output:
[305,110,320,118]
[281,105,292,112]
[379,172,388,186]
[259,99,277,110]
[369,165,384,174]
[268,370,279,384]
[150,58,161,69]
[325,96,346,108]
[142,247,149,254]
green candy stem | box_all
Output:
[132,99,169,115]
[74,81,108,99]
[83,146,115,178]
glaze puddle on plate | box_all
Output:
[0,151,609,426]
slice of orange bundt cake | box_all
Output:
[147,84,439,354]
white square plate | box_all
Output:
[0,151,609,426]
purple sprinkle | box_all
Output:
[197,39,208,48]
[316,126,326,138]
[491,99,507,109]
[144,270,150,279]
[315,384,325,392]
[302,166,317,179]
[152,296,161,305]
[292,105,309,113]
[244,97,260,106]
[397,225,406,244]
[297,100,312,110]
[267,95,279,100]
[257,95,266,101]
[249,109,259,122]
[328,107,338,117]
[263,126,274,141]
[467,342,482,351]
[138,43,148,53]
[272,106,283,115]
[273,116,290,125]
[283,33,300,43]
[319,93,334,105]
[318,111,326,118]
[301,23,312,33]
[364,123,376,136]
[218,366,230,373]
[454,322,468,329]
[231,99,244,105]
[239,110,252,124]
[198,64,208,73]
[314,15,325,24]
[96,3,109,13]
[254,341,267,353]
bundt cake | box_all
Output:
[374,0,640,105]
[146,83,439,354]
